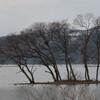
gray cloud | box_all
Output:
[0,0,100,36]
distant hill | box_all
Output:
[0,27,99,64]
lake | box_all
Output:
[0,64,99,100]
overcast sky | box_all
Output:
[0,0,100,36]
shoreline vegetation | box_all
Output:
[14,80,100,85]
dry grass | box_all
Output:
[23,85,99,100]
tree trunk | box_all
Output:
[18,65,34,83]
[68,58,76,81]
[83,56,90,80]
[96,46,100,81]
[83,43,90,81]
[47,44,62,81]
[64,41,70,80]
[65,56,70,80]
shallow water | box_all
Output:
[0,64,99,100]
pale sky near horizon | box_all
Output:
[0,0,100,36]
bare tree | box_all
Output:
[0,34,36,83]
[48,20,76,81]
[20,22,62,81]
[0,22,62,82]
[74,13,95,80]
[91,17,100,81]
[0,15,99,83]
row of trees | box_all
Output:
[0,13,100,83]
